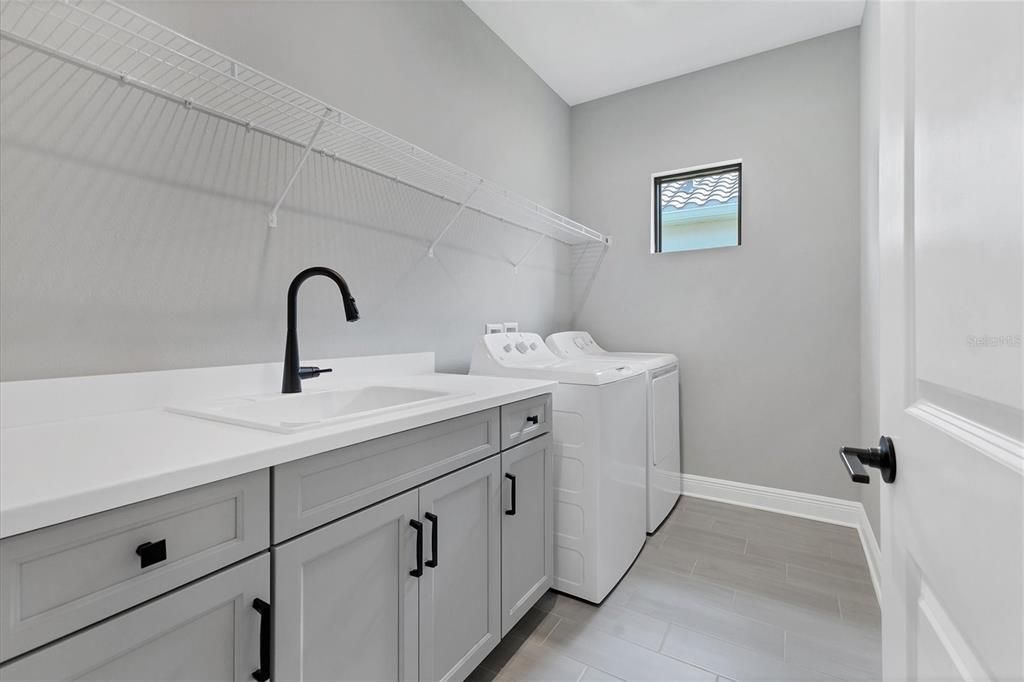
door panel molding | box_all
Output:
[907,400,1023,475]
[916,581,991,682]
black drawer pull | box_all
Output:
[526,415,539,425]
[135,540,167,569]
[505,473,517,516]
[410,519,424,577]
[425,512,439,568]
[251,598,271,681]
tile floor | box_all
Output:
[469,496,881,681]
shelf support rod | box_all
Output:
[267,108,331,228]
[513,234,547,274]
[427,181,482,257]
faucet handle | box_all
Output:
[297,366,333,380]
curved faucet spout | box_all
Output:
[283,266,359,393]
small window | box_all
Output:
[653,162,741,253]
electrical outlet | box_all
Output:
[503,322,519,333]
[485,323,503,335]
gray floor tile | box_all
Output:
[618,563,736,611]
[545,617,716,681]
[659,625,841,681]
[838,592,881,631]
[661,507,718,532]
[635,541,699,576]
[691,551,789,591]
[830,540,870,566]
[479,609,564,675]
[711,519,836,558]
[469,498,879,682]
[536,592,671,651]
[490,639,587,681]
[731,590,873,645]
[626,593,784,657]
[579,667,623,681]
[786,630,882,680]
[786,564,875,600]
[657,524,749,556]
[681,499,858,544]
[747,540,872,583]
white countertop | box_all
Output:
[0,353,555,538]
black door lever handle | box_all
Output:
[840,436,897,484]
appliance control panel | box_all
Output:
[547,331,602,358]
[479,332,561,367]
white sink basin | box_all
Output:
[168,386,468,433]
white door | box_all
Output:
[273,491,419,682]
[876,2,1023,679]
[501,435,554,636]
[418,455,502,682]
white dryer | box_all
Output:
[546,331,681,534]
[470,332,647,603]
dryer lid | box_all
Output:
[545,331,677,370]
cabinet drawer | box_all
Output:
[0,470,269,661]
[273,408,500,541]
[1,553,269,682]
[500,395,552,450]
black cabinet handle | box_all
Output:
[410,519,424,577]
[505,473,517,516]
[135,540,167,569]
[251,598,271,682]
[425,512,439,568]
[526,415,539,425]
[840,436,897,484]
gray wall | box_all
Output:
[0,1,572,380]
[858,3,882,539]
[570,29,863,501]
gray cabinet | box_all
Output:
[273,454,503,682]
[0,470,269,661]
[417,456,502,682]
[272,491,419,682]
[0,553,269,682]
[1,397,552,682]
[499,395,551,451]
[273,409,499,542]
[500,434,554,636]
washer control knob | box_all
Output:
[502,344,513,353]
[530,342,538,350]
[515,341,529,354]
[574,337,586,349]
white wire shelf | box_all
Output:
[0,0,610,249]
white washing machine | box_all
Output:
[546,331,681,534]
[470,332,647,603]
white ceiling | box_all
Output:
[464,1,865,105]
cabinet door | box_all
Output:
[0,554,269,682]
[273,491,419,682]
[418,455,501,682]
[500,434,554,635]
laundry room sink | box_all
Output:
[168,386,468,433]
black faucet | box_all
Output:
[282,266,359,393]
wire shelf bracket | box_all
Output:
[268,107,331,228]
[0,0,612,248]
[513,233,546,274]
[427,180,481,258]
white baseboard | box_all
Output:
[680,474,881,603]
